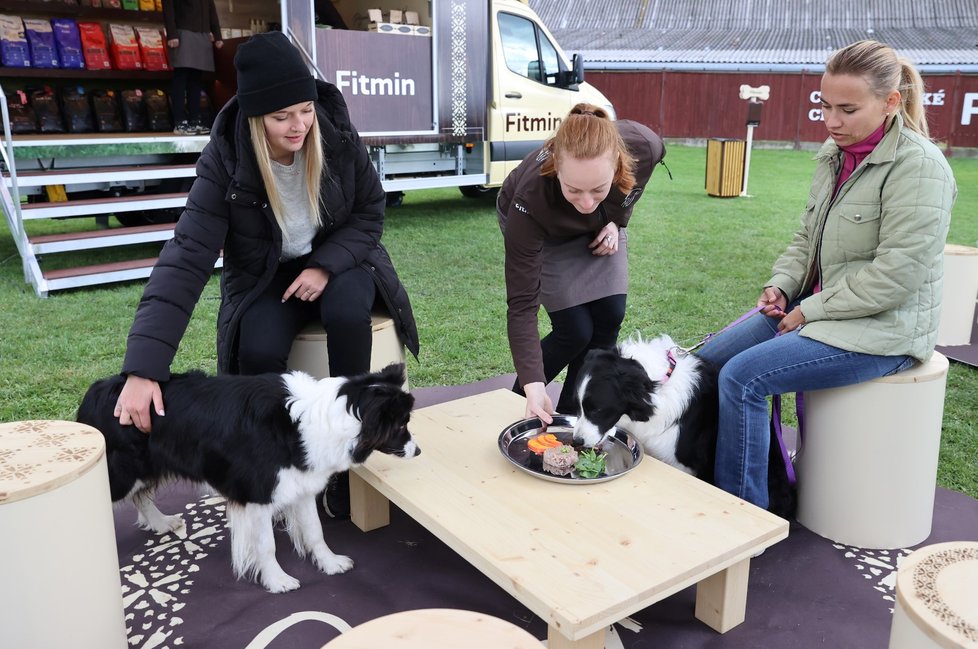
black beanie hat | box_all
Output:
[234,32,317,117]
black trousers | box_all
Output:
[170,67,203,124]
[237,257,376,378]
[514,294,627,414]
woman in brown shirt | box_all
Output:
[497,103,665,421]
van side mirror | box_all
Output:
[572,54,585,85]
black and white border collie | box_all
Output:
[77,363,418,593]
[572,335,794,517]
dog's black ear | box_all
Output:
[623,373,657,422]
[374,363,406,386]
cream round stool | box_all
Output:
[287,312,408,386]
[796,352,949,549]
[321,608,542,648]
[0,420,127,649]
[889,541,978,649]
[937,244,978,346]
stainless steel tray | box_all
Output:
[498,415,643,484]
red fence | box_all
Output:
[588,70,978,152]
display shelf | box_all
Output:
[0,0,164,24]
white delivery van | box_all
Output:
[282,0,614,201]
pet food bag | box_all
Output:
[121,0,138,10]
[29,86,65,133]
[103,0,122,8]
[134,26,167,70]
[51,19,85,69]
[144,88,171,131]
[0,15,31,68]
[138,0,156,10]
[61,86,96,133]
[24,18,60,68]
[90,89,123,132]
[78,22,111,69]
[120,89,148,131]
[4,88,37,134]
[79,0,104,7]
[108,23,141,70]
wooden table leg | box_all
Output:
[694,557,750,632]
[349,470,390,532]
[546,624,603,649]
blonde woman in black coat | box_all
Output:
[114,33,418,439]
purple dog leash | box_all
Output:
[685,305,801,487]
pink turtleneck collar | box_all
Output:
[834,121,887,195]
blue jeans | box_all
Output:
[695,311,913,510]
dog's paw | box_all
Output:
[261,571,301,593]
[138,512,185,535]
[315,552,354,575]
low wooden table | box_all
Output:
[350,390,789,649]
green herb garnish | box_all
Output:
[574,448,607,478]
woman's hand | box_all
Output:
[522,382,555,425]
[167,38,180,48]
[589,223,620,256]
[115,375,164,433]
[778,307,807,333]
[756,286,788,317]
[283,268,330,302]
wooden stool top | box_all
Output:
[944,243,978,256]
[0,420,105,505]
[874,351,949,385]
[321,608,540,649]
[896,541,978,649]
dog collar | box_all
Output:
[663,349,677,382]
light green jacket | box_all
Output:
[767,113,957,361]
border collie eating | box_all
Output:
[77,363,418,593]
[572,335,793,516]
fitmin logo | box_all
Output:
[505,112,562,133]
[334,70,417,96]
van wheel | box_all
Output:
[459,185,499,199]
[386,191,404,207]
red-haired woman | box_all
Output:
[497,103,665,421]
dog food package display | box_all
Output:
[120,89,148,132]
[90,89,123,132]
[134,26,167,70]
[122,0,139,9]
[103,0,122,8]
[23,18,60,68]
[108,23,142,70]
[4,89,37,134]
[51,18,85,69]
[144,88,172,131]
[0,15,31,68]
[29,86,65,134]
[61,86,96,133]
[78,22,111,69]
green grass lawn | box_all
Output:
[2,144,976,498]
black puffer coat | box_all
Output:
[122,80,419,380]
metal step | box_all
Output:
[29,223,176,254]
[21,192,188,219]
[5,164,198,188]
[41,255,223,293]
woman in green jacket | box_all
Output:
[697,40,957,512]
